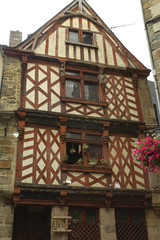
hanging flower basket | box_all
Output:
[132,134,160,173]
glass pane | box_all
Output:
[86,134,102,141]
[116,209,128,221]
[86,210,96,221]
[69,30,79,42]
[88,145,102,159]
[66,142,82,165]
[66,80,80,98]
[84,83,99,100]
[66,132,82,139]
[83,32,93,44]
[70,209,81,221]
[130,209,144,221]
[66,70,80,76]
[83,72,97,79]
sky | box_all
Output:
[0,0,153,79]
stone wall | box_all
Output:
[0,56,21,110]
[0,54,21,239]
[138,75,157,128]
[100,208,117,240]
[142,0,160,103]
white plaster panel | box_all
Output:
[35,41,45,54]
[131,116,139,121]
[90,49,96,62]
[61,19,70,27]
[48,32,56,56]
[39,65,47,72]
[25,101,34,109]
[27,63,35,69]
[73,17,79,28]
[22,177,32,183]
[50,70,59,83]
[82,18,88,30]
[116,53,126,67]
[22,158,33,167]
[26,79,34,92]
[23,148,34,158]
[76,46,81,60]
[27,69,35,80]
[69,45,74,58]
[96,34,105,64]
[90,22,99,32]
[128,102,137,108]
[39,103,48,111]
[24,141,34,148]
[58,28,66,58]
[126,88,134,94]
[83,47,89,61]
[22,168,32,177]
[105,40,114,65]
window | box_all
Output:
[66,80,80,98]
[65,131,102,166]
[115,209,148,240]
[69,29,93,45]
[84,83,99,100]
[69,30,79,42]
[83,32,93,45]
[69,208,100,240]
[65,69,99,101]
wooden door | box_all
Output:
[12,205,50,240]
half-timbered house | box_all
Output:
[0,0,159,239]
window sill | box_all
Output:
[62,164,111,174]
[65,40,98,49]
[61,96,108,107]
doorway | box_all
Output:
[12,205,50,240]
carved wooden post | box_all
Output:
[102,121,110,165]
[17,111,26,140]
[59,116,68,159]
[102,121,112,186]
[99,68,105,101]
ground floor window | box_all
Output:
[115,208,148,240]
[68,208,100,240]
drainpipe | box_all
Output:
[140,0,160,126]
[0,46,5,97]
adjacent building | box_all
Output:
[0,0,159,239]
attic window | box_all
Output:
[83,32,93,45]
[69,30,79,42]
[68,29,94,45]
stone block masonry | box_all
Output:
[0,56,21,111]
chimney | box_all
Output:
[9,30,22,47]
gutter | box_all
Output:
[140,0,160,126]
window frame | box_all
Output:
[65,129,103,167]
[65,68,100,101]
[68,29,94,46]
